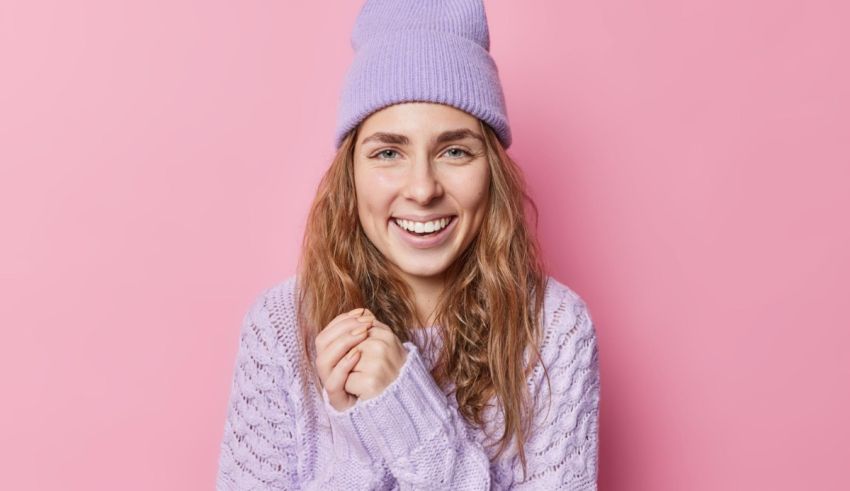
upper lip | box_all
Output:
[391,213,456,222]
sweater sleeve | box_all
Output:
[321,340,492,489]
[216,290,297,490]
[216,288,393,490]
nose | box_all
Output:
[402,158,443,205]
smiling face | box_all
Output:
[353,102,491,289]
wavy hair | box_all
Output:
[296,118,549,476]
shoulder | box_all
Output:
[236,274,303,379]
[541,275,596,331]
[244,274,299,321]
[245,274,300,327]
[537,275,599,364]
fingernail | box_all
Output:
[350,326,368,336]
[357,315,374,323]
[346,349,359,359]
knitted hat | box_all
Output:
[334,0,512,150]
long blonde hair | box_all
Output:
[296,119,549,475]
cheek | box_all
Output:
[448,167,490,213]
[354,170,399,223]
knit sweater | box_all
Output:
[216,275,600,490]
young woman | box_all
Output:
[216,1,600,489]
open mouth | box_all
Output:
[392,216,456,237]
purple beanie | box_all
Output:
[334,0,512,150]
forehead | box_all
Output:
[357,102,480,142]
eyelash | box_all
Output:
[370,147,471,160]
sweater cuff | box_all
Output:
[322,341,452,464]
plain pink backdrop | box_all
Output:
[1,1,848,489]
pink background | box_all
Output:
[1,1,848,489]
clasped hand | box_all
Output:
[314,308,408,412]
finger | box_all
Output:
[316,308,372,351]
[327,307,367,331]
[316,312,350,351]
[316,321,372,380]
[326,308,373,336]
[350,337,390,360]
[325,314,374,345]
[343,370,369,399]
[325,347,361,407]
[368,319,391,332]
[316,308,362,344]
[364,320,397,342]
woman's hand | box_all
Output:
[345,316,408,402]
[314,307,375,412]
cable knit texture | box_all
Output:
[216,275,600,490]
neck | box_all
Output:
[399,272,445,328]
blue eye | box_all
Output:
[370,147,471,160]
[373,149,399,160]
[444,147,470,158]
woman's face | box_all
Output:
[353,102,490,286]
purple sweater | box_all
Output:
[216,275,600,489]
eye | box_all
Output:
[371,149,399,160]
[443,147,471,158]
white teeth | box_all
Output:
[394,217,452,234]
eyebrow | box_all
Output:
[360,128,484,146]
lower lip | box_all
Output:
[390,217,457,249]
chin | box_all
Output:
[394,259,452,280]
